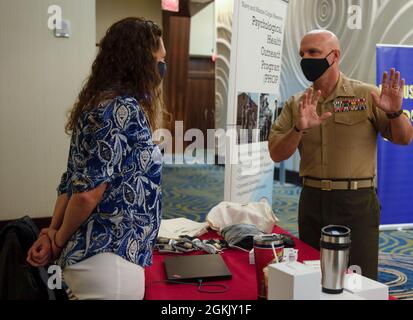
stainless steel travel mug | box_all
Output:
[320,225,351,294]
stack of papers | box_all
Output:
[158,218,209,239]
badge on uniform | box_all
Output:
[334,98,367,113]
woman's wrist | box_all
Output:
[40,228,51,237]
[53,230,66,250]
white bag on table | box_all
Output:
[206,201,279,234]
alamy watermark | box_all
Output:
[47,5,62,30]
[46,3,363,35]
[347,5,362,30]
[346,265,363,291]
[153,121,267,176]
[47,265,62,290]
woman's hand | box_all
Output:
[27,233,52,267]
[27,228,66,267]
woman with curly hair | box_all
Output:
[26,17,166,300]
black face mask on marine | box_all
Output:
[300,50,335,82]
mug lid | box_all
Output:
[321,225,351,237]
[253,233,284,245]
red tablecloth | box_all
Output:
[144,226,320,300]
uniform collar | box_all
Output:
[317,73,355,103]
[335,73,355,98]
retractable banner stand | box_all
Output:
[376,45,413,230]
[224,0,288,204]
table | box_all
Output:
[144,226,320,300]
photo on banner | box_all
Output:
[236,92,259,144]
[258,93,278,142]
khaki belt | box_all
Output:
[303,177,374,191]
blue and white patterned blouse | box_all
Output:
[56,96,162,269]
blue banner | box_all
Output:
[376,45,413,226]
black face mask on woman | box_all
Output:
[158,61,167,79]
[300,50,335,82]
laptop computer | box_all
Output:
[164,254,232,282]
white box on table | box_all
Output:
[320,290,365,300]
[303,260,321,271]
[267,262,321,300]
[344,273,389,300]
[303,260,388,300]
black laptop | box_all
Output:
[164,254,232,282]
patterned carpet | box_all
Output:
[162,164,413,300]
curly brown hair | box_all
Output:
[65,17,164,134]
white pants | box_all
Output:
[63,253,145,300]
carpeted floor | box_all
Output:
[162,164,413,300]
